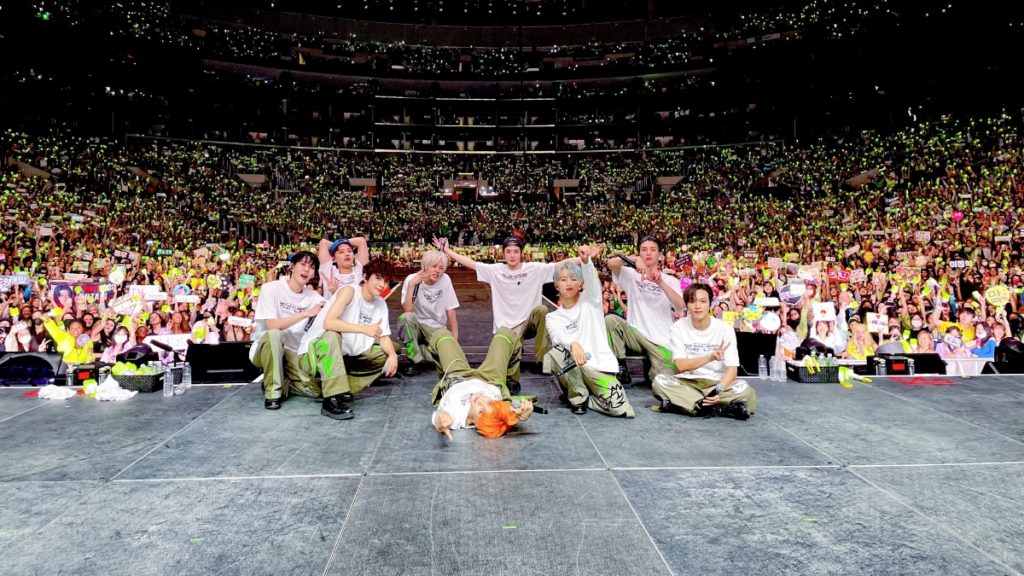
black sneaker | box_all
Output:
[339,392,354,402]
[321,395,354,420]
[264,398,282,410]
[571,403,588,415]
[716,401,750,421]
[401,363,419,377]
[507,380,521,396]
[615,362,632,386]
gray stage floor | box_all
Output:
[2,296,1024,575]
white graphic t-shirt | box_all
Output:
[400,273,460,329]
[669,316,740,381]
[613,266,682,348]
[252,279,325,357]
[545,260,618,373]
[319,261,364,293]
[476,261,557,334]
[431,379,502,430]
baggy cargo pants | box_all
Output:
[651,374,757,416]
[429,327,521,406]
[545,347,635,418]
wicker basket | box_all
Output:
[786,361,840,383]
[115,366,182,393]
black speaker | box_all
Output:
[0,352,66,385]
[735,332,778,376]
[184,342,261,383]
[982,339,1024,374]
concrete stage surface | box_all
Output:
[1,289,1023,575]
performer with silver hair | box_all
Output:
[545,244,635,417]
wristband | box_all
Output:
[714,383,725,393]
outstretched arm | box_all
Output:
[434,236,477,271]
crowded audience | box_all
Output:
[2,115,1023,374]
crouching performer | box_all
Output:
[546,244,635,418]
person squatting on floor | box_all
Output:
[653,282,756,420]
[396,247,460,377]
[251,252,397,420]
[301,259,399,419]
[434,234,577,389]
[605,235,684,385]
[430,326,533,439]
[545,244,635,418]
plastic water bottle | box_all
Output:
[908,358,915,375]
[182,362,192,391]
[65,365,75,387]
[758,355,768,380]
[162,367,174,398]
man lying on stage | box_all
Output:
[429,327,534,440]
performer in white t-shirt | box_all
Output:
[435,235,574,388]
[251,250,357,419]
[545,244,634,418]
[317,236,369,296]
[301,259,399,416]
[605,235,685,384]
[652,282,756,420]
[397,249,460,376]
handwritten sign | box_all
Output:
[985,285,1011,308]
[109,295,143,316]
[144,333,192,351]
[227,316,253,328]
[866,312,889,334]
[849,269,866,283]
[812,302,836,322]
[914,231,931,242]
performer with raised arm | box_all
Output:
[605,235,685,384]
[317,236,370,296]
[546,244,635,417]
[434,235,573,389]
